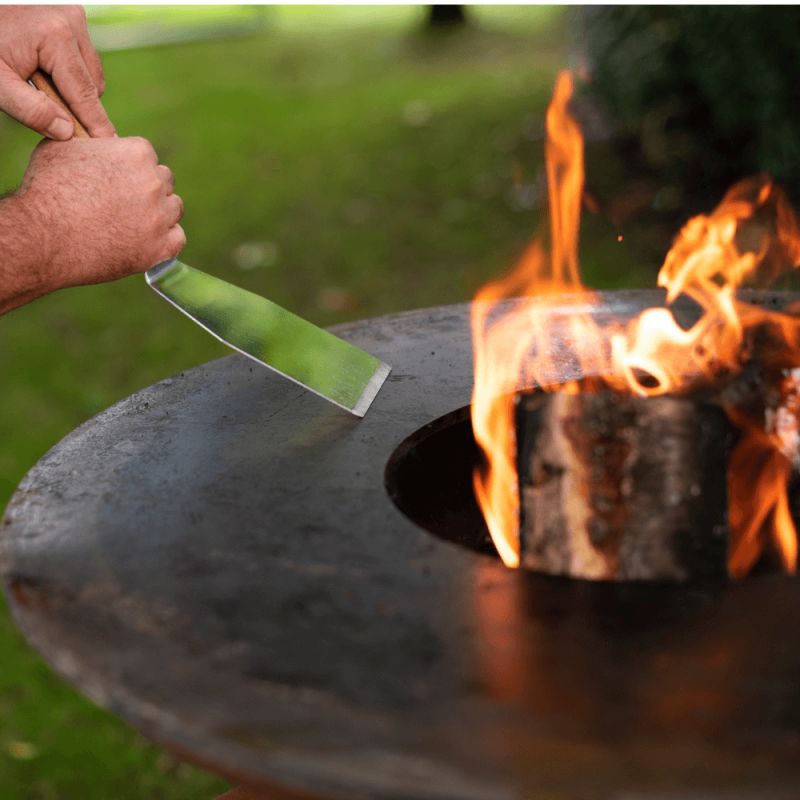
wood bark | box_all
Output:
[516,390,733,581]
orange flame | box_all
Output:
[471,70,800,576]
[471,72,599,566]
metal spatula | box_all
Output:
[31,71,391,416]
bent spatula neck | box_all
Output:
[145,259,180,284]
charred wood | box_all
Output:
[516,389,733,581]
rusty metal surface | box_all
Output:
[3,290,800,800]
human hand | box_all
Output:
[2,137,184,305]
[0,5,114,139]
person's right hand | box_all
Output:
[0,5,114,139]
[7,136,184,300]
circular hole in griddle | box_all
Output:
[384,405,496,557]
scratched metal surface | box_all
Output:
[3,290,800,800]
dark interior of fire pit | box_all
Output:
[384,405,496,556]
[385,397,800,576]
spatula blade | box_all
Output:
[146,260,390,416]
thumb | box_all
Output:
[0,67,74,140]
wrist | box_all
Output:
[0,190,55,314]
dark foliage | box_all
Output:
[427,5,468,29]
[579,6,800,211]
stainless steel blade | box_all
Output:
[145,260,390,416]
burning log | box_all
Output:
[470,67,800,578]
[516,388,733,581]
[718,353,800,470]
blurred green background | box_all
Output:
[1,5,797,798]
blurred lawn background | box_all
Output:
[0,5,664,798]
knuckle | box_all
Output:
[131,136,154,154]
[46,17,73,41]
[76,80,99,102]
[124,136,156,161]
[65,70,100,103]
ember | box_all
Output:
[471,70,800,578]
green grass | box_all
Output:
[0,7,656,797]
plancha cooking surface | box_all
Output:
[3,291,800,800]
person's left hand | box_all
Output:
[0,5,115,140]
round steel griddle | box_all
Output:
[4,290,800,800]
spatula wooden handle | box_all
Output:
[30,70,90,139]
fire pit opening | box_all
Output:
[384,405,495,556]
[385,392,800,580]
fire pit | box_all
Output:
[4,291,800,800]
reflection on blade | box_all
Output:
[146,260,390,416]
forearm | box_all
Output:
[0,192,51,315]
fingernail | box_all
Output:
[46,117,74,140]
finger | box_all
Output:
[65,5,105,94]
[75,27,106,96]
[157,164,175,195]
[163,224,187,262]
[0,67,73,139]
[49,38,115,137]
[146,225,186,273]
[165,194,185,228]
